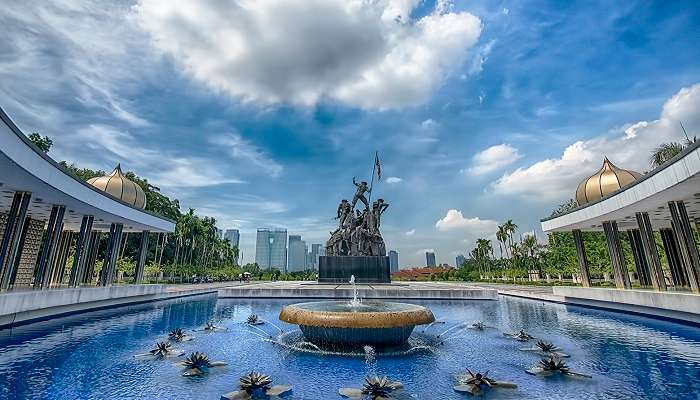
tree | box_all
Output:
[649,142,684,168]
[28,132,53,153]
[496,225,508,259]
[550,199,578,217]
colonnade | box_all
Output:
[0,190,153,290]
[572,200,700,293]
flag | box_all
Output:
[374,152,381,179]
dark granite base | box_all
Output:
[318,256,391,283]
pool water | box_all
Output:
[1,294,699,399]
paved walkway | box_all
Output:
[469,283,565,303]
[217,280,498,300]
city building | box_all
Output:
[255,228,287,271]
[216,228,223,240]
[426,251,436,267]
[288,235,307,272]
[224,229,240,248]
[455,254,466,268]
[389,250,399,272]
[224,229,240,264]
[309,243,323,270]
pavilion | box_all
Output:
[0,106,174,291]
[541,142,700,293]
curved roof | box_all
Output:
[575,158,642,206]
[88,164,146,209]
[0,106,173,233]
[542,141,700,232]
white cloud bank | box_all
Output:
[134,0,482,109]
[435,209,499,233]
[386,176,403,183]
[492,83,700,201]
[467,143,521,176]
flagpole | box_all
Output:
[368,151,379,205]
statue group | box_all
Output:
[326,177,389,257]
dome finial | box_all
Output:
[87,163,147,209]
[575,157,641,206]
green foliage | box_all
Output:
[550,199,578,218]
[28,132,53,153]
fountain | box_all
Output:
[279,277,434,348]
[280,169,435,348]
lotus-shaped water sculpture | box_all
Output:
[178,352,227,376]
[339,376,408,399]
[503,329,534,341]
[526,355,591,378]
[247,314,265,325]
[520,340,570,357]
[221,371,292,399]
[468,322,488,331]
[453,368,517,395]
[200,321,226,332]
[168,328,193,342]
[134,341,184,358]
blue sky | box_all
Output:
[1,0,699,266]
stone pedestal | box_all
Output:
[318,256,390,283]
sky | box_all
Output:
[1,0,699,267]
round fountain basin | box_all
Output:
[279,301,435,347]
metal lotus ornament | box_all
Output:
[134,341,184,359]
[468,321,488,331]
[221,372,293,399]
[503,329,535,342]
[339,376,409,399]
[520,340,570,358]
[453,368,517,395]
[168,328,193,342]
[526,355,591,378]
[178,352,227,376]
[200,321,226,332]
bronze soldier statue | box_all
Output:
[351,177,371,209]
[372,198,389,229]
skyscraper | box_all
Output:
[288,235,307,272]
[255,228,287,272]
[389,250,399,272]
[309,243,324,270]
[455,254,466,268]
[426,251,436,267]
[224,229,240,247]
[224,229,240,264]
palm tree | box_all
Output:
[522,234,540,276]
[503,220,518,249]
[649,142,684,168]
[496,225,508,259]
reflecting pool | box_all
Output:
[1,294,699,399]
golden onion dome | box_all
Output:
[87,164,146,209]
[575,158,642,206]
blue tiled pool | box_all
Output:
[1,294,699,399]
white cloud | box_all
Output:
[386,176,403,184]
[467,40,495,76]
[435,209,499,233]
[405,229,416,236]
[467,143,522,176]
[492,83,700,201]
[209,133,283,177]
[71,124,243,188]
[0,1,153,129]
[134,0,482,109]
